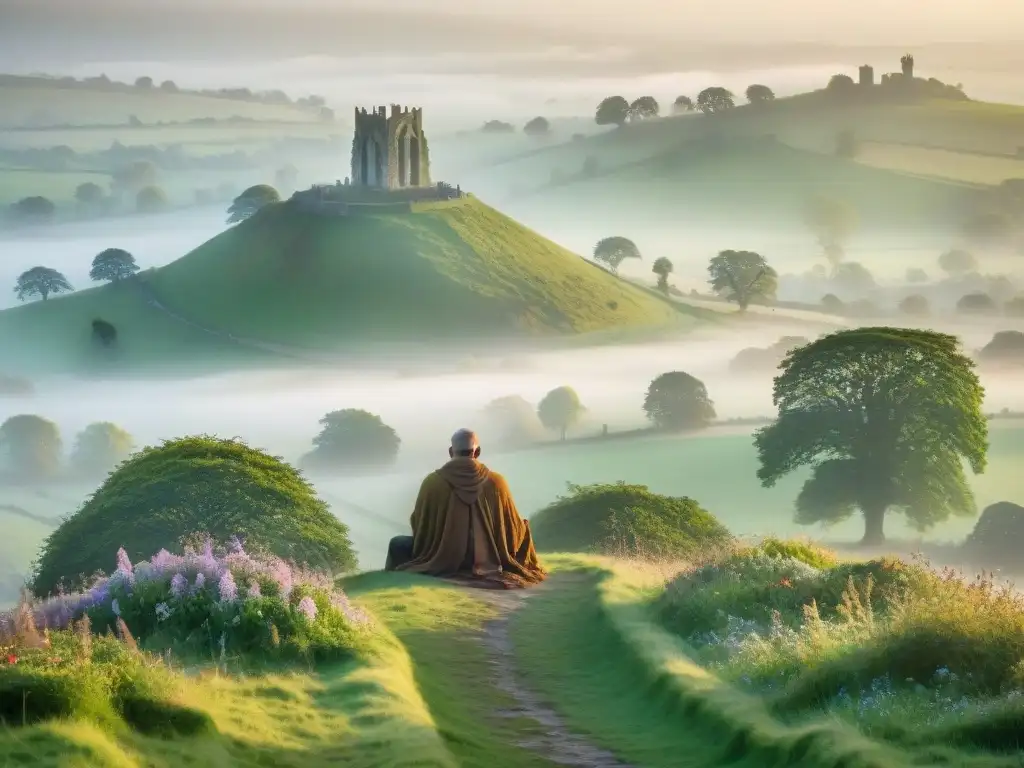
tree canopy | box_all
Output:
[136,185,168,213]
[832,261,877,295]
[593,236,642,272]
[707,250,778,310]
[898,294,930,317]
[302,409,400,472]
[227,184,281,224]
[529,482,732,558]
[629,96,659,121]
[827,74,856,91]
[652,256,674,294]
[957,292,997,314]
[15,267,72,302]
[643,371,716,431]
[31,436,357,596]
[595,96,630,127]
[479,395,546,450]
[938,248,977,276]
[696,87,735,114]
[524,116,551,136]
[70,422,134,477]
[745,84,775,104]
[10,196,56,224]
[672,95,695,113]
[537,386,585,441]
[0,414,62,482]
[90,248,140,284]
[74,182,105,206]
[754,327,988,545]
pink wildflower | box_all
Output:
[218,571,238,603]
[297,596,317,621]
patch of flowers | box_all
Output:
[4,537,371,666]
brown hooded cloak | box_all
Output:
[395,458,546,588]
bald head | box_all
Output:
[449,428,481,458]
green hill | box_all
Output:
[0,197,693,374]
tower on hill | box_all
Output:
[351,105,432,190]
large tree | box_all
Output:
[696,87,735,114]
[537,386,585,441]
[70,422,134,477]
[754,328,988,546]
[938,248,977,277]
[302,409,400,472]
[629,96,660,121]
[0,414,62,481]
[745,84,775,104]
[226,184,281,224]
[595,96,630,127]
[804,195,858,273]
[90,248,139,284]
[672,95,695,113]
[15,267,72,302]
[707,250,778,310]
[10,196,56,224]
[643,372,716,431]
[593,237,642,272]
[136,185,168,214]
[74,182,105,209]
[652,257,674,294]
[524,116,551,136]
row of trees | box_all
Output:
[7,186,170,227]
[593,84,776,127]
[14,249,141,302]
[0,416,133,481]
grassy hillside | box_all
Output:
[146,197,691,347]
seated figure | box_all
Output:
[385,429,546,588]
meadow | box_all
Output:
[854,142,1024,186]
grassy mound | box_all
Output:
[30,436,356,596]
[144,197,689,347]
[529,482,732,558]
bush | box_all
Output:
[529,482,732,558]
[642,371,716,430]
[898,293,930,317]
[70,421,134,477]
[820,293,844,313]
[957,292,998,314]
[0,414,61,481]
[962,501,1024,571]
[978,331,1024,364]
[31,436,357,596]
[301,409,400,473]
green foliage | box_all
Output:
[30,436,356,596]
[69,421,134,477]
[74,182,105,206]
[523,116,550,136]
[707,250,778,310]
[978,330,1024,364]
[629,96,659,121]
[729,336,808,373]
[642,371,716,431]
[695,87,734,114]
[529,482,732,557]
[898,293,930,317]
[89,248,139,284]
[651,257,673,293]
[593,236,642,272]
[14,266,72,302]
[227,184,281,224]
[9,196,56,223]
[827,73,856,91]
[0,414,61,481]
[745,84,775,104]
[820,293,844,313]
[135,185,167,213]
[938,248,976,276]
[595,96,630,127]
[956,291,997,314]
[963,501,1024,570]
[537,386,585,440]
[755,536,839,569]
[755,327,988,544]
[832,261,876,294]
[672,95,694,113]
[301,409,400,473]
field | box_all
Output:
[854,141,1024,185]
[0,81,323,129]
[0,168,113,206]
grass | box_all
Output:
[854,142,1024,186]
[0,279,277,375]
[0,168,114,206]
[144,196,692,348]
[0,83,320,129]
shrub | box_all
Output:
[957,292,998,314]
[898,294,930,317]
[977,331,1024,365]
[756,536,839,570]
[529,482,732,558]
[0,414,61,481]
[962,501,1024,571]
[31,436,356,596]
[70,421,134,477]
[301,409,400,473]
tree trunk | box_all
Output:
[860,504,886,546]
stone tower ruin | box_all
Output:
[858,64,874,87]
[350,105,431,190]
[901,54,915,79]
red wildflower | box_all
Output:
[5,654,17,665]
[778,578,793,588]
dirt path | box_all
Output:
[472,580,635,768]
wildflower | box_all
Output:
[218,571,238,603]
[170,573,187,599]
[4,654,16,665]
[297,596,317,621]
[248,581,262,598]
[111,598,121,617]
[193,573,206,592]
[116,547,134,577]
[155,602,172,622]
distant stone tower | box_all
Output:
[350,105,431,190]
[901,54,915,79]
[858,64,875,87]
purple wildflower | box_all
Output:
[297,596,317,621]
[218,571,238,603]
[193,573,206,593]
[111,598,121,617]
[271,559,293,599]
[228,536,245,554]
[150,549,181,573]
[170,573,187,599]
[116,548,134,576]
[248,581,262,598]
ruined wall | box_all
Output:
[351,104,431,189]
